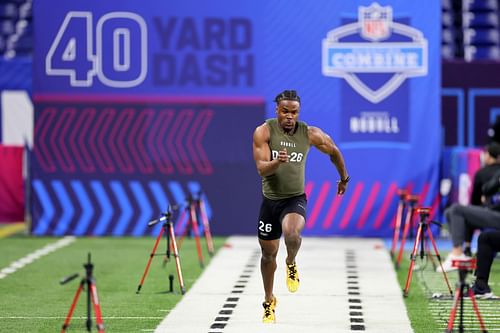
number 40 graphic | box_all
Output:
[45,11,148,88]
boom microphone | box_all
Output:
[147,204,181,227]
[60,273,79,285]
[148,215,166,227]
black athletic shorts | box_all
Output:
[257,194,307,240]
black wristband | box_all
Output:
[339,176,350,183]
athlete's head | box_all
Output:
[275,90,300,133]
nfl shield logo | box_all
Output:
[359,3,392,41]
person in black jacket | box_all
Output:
[439,144,500,272]
[472,230,500,299]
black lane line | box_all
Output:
[346,249,365,331]
[207,249,260,333]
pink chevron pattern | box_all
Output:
[373,182,398,229]
[172,109,195,174]
[339,182,363,230]
[34,106,214,174]
[356,181,381,230]
[127,109,154,174]
[150,109,174,174]
[34,108,57,172]
[389,183,414,228]
[305,180,439,233]
[92,108,116,173]
[188,109,214,175]
[70,108,96,173]
[114,109,135,173]
[430,194,440,220]
[322,194,343,230]
[135,109,155,174]
[53,108,77,172]
[305,181,330,229]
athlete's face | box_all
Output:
[276,100,300,133]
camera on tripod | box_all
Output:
[415,207,430,219]
[451,257,476,271]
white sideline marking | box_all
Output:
[0,236,76,279]
[0,316,165,319]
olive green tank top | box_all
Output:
[262,118,311,200]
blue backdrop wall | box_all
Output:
[31,0,441,236]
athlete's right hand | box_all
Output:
[278,148,289,163]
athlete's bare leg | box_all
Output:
[282,213,305,265]
[259,239,279,303]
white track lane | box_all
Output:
[155,236,413,333]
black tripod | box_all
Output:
[60,253,105,333]
[136,205,186,294]
[403,207,453,297]
[446,258,488,333]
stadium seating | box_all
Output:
[464,44,500,60]
[0,0,498,61]
[0,0,31,59]
[442,0,500,61]
[464,28,500,45]
[462,0,499,12]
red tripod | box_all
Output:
[178,195,205,267]
[136,206,186,295]
[446,258,488,333]
[60,253,105,333]
[391,189,408,259]
[196,192,215,257]
[178,193,215,266]
[395,195,419,269]
[403,207,453,297]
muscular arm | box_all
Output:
[308,126,349,193]
[253,123,288,177]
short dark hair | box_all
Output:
[274,90,300,104]
[487,142,500,158]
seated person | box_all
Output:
[439,143,500,272]
[472,230,500,299]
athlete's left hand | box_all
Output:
[336,181,347,195]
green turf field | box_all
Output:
[1,235,499,332]
[0,236,226,332]
[396,251,500,333]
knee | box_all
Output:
[444,205,453,221]
[445,204,459,218]
[283,228,301,243]
[261,249,278,263]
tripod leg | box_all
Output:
[136,227,165,294]
[445,287,461,333]
[189,203,205,267]
[89,282,105,333]
[169,222,186,294]
[199,199,215,256]
[177,210,189,250]
[390,201,405,259]
[61,281,84,333]
[87,277,92,332]
[396,207,413,269]
[467,287,488,332]
[425,227,453,295]
[424,239,438,270]
[403,223,423,297]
